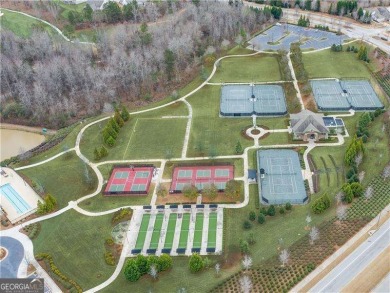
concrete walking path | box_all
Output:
[287,52,305,111]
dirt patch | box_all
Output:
[251,129,261,135]
[240,126,254,141]
[0,248,7,260]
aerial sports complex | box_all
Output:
[220,84,287,116]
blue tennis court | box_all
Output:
[0,184,31,214]
[257,150,308,205]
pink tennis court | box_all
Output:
[104,166,154,195]
[170,165,234,192]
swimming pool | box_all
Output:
[0,183,31,214]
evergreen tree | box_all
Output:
[109,118,120,133]
[121,106,130,122]
[100,146,108,157]
[106,136,116,147]
[94,147,101,160]
[189,253,204,273]
[103,1,122,23]
[123,3,134,21]
[235,141,243,154]
[357,7,363,19]
[83,4,93,22]
[114,110,124,127]
[164,49,175,81]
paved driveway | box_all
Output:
[0,236,25,278]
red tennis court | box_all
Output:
[104,166,155,195]
[170,165,234,192]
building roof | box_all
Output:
[290,110,328,134]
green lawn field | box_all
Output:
[123,118,187,160]
[135,214,151,250]
[149,214,164,249]
[32,210,114,291]
[187,85,253,156]
[207,213,218,248]
[210,54,281,83]
[192,213,204,248]
[164,214,177,249]
[178,213,190,249]
[303,48,372,79]
[1,10,55,37]
[19,152,97,208]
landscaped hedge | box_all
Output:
[35,253,82,293]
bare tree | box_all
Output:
[215,263,221,277]
[358,171,365,183]
[364,186,374,201]
[383,165,390,181]
[335,191,344,205]
[305,214,312,228]
[149,265,158,280]
[354,152,363,168]
[309,226,319,245]
[279,249,290,267]
[242,255,252,271]
[239,275,252,293]
[336,205,347,221]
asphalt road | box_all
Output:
[309,218,390,293]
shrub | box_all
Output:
[243,220,252,230]
[106,136,116,147]
[258,213,266,224]
[279,207,285,214]
[247,233,256,245]
[189,253,204,273]
[267,205,276,216]
[311,194,331,214]
[94,147,101,160]
[203,257,212,269]
[121,106,130,121]
[105,238,114,246]
[285,202,292,211]
[135,254,150,275]
[100,146,108,158]
[158,254,173,271]
[239,239,250,254]
[104,251,115,266]
[124,259,141,282]
[249,211,256,221]
[350,182,364,197]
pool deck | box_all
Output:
[0,167,43,224]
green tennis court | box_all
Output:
[108,184,125,192]
[207,213,218,248]
[114,171,130,179]
[192,213,204,248]
[135,214,151,250]
[164,214,177,249]
[149,214,164,249]
[178,213,191,249]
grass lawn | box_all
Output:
[33,210,114,291]
[135,214,151,250]
[19,152,97,208]
[123,118,187,160]
[303,48,372,79]
[178,213,190,249]
[210,54,281,83]
[187,85,253,157]
[1,10,55,37]
[164,214,177,249]
[260,132,290,145]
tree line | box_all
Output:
[1,2,273,128]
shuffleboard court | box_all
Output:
[192,213,204,249]
[163,214,177,249]
[135,214,151,250]
[178,213,191,249]
[207,213,218,248]
[149,214,164,250]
